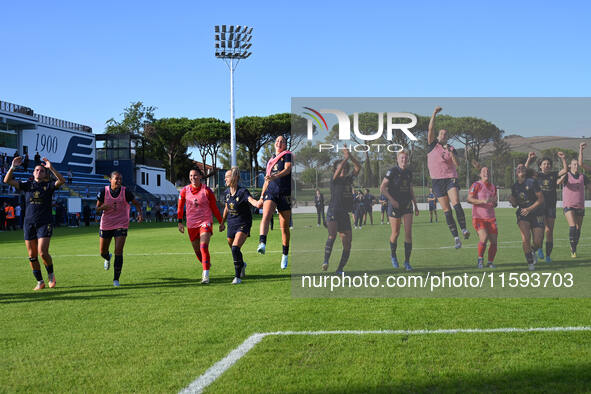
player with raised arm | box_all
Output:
[3,156,65,290]
[557,143,590,258]
[380,151,420,271]
[178,167,224,284]
[322,147,361,274]
[96,171,143,286]
[467,166,498,269]
[256,136,292,269]
[220,168,259,284]
[509,165,545,270]
[524,151,567,262]
[427,106,469,248]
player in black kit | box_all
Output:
[322,148,361,274]
[220,168,259,284]
[524,151,567,262]
[3,156,65,290]
[380,151,419,271]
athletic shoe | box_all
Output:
[545,256,552,263]
[113,280,120,287]
[571,251,577,258]
[391,257,399,269]
[231,277,242,285]
[257,242,266,255]
[322,262,328,271]
[537,248,544,259]
[48,273,56,288]
[528,263,535,271]
[477,257,484,269]
[404,261,413,271]
[462,229,470,240]
[201,271,209,284]
[280,254,288,270]
[33,281,45,291]
[104,253,112,270]
[487,262,496,269]
[240,262,247,278]
[317,224,320,227]
[335,270,345,275]
[532,252,538,265]
[454,237,462,249]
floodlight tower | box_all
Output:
[214,25,253,167]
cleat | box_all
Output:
[477,258,484,269]
[280,254,288,270]
[528,263,535,271]
[487,262,496,269]
[571,251,577,258]
[391,257,399,269]
[104,253,112,270]
[322,262,328,271]
[537,248,544,259]
[113,280,120,287]
[335,270,345,276]
[231,277,242,285]
[532,252,538,266]
[454,237,462,249]
[201,271,210,284]
[404,262,413,271]
[240,262,247,278]
[48,273,56,288]
[257,242,266,255]
[545,256,552,263]
[462,229,470,240]
[33,281,45,291]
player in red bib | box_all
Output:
[178,167,224,284]
[467,166,498,269]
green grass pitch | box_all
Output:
[1,209,590,392]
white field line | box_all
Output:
[179,326,591,394]
[0,238,588,260]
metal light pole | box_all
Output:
[214,25,253,167]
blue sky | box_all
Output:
[2,0,590,142]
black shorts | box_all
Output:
[23,222,53,241]
[263,192,291,212]
[516,210,544,228]
[227,221,252,239]
[100,228,128,238]
[429,204,436,212]
[387,201,413,219]
[327,207,352,233]
[432,178,459,198]
[564,207,585,217]
[381,204,387,213]
[543,203,557,219]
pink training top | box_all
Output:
[563,172,586,209]
[100,186,130,230]
[178,184,223,228]
[469,180,497,219]
[427,142,458,179]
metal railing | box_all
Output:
[0,99,92,133]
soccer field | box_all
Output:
[1,210,591,393]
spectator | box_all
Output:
[83,204,91,227]
[67,168,73,185]
[24,154,30,171]
[14,203,22,229]
[5,202,16,230]
[34,152,41,166]
[0,202,6,231]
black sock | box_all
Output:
[525,251,534,264]
[231,246,244,278]
[114,255,123,281]
[336,249,351,271]
[324,237,335,263]
[45,264,54,275]
[259,234,267,244]
[546,241,553,257]
[575,227,581,246]
[390,242,398,260]
[282,245,289,256]
[404,242,412,262]
[101,252,111,261]
[444,211,459,237]
[453,204,467,231]
[569,226,577,252]
[32,270,43,282]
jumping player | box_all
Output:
[257,136,292,270]
[380,151,419,271]
[322,147,361,273]
[428,106,469,248]
[96,171,143,286]
[510,165,544,270]
[178,167,224,284]
[220,168,259,284]
[524,151,567,262]
[467,166,498,269]
[3,156,65,290]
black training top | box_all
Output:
[329,174,355,212]
[19,180,57,225]
[224,187,253,225]
[266,153,292,196]
[384,166,413,205]
[511,178,541,210]
[537,171,559,206]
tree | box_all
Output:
[236,116,275,177]
[183,118,229,180]
[105,101,156,136]
[144,118,191,183]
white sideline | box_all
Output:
[179,326,591,393]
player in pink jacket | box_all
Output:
[96,171,143,287]
[467,166,498,269]
[178,167,224,284]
